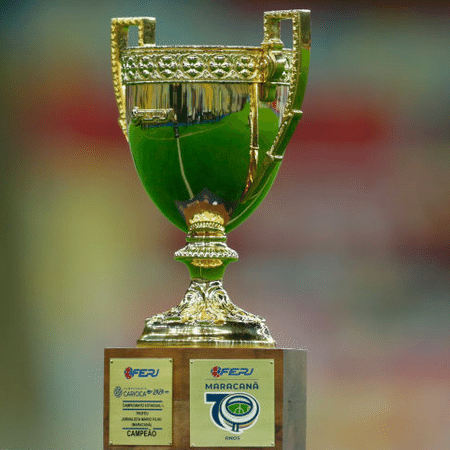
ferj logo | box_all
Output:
[210,366,254,378]
[205,392,260,434]
[124,367,160,379]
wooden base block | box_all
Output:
[104,348,306,450]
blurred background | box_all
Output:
[1,0,449,449]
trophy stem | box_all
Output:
[137,213,275,347]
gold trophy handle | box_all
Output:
[262,9,311,160]
[241,10,310,202]
[111,17,156,138]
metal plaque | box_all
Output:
[189,359,275,447]
[109,358,173,446]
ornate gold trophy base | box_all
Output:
[138,212,275,348]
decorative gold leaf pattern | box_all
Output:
[120,50,262,83]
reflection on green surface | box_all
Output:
[228,105,281,231]
[129,101,281,233]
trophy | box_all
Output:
[105,10,310,450]
[110,10,310,348]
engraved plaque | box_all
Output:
[189,359,275,447]
[108,358,173,446]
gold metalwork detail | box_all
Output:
[184,203,229,236]
[279,51,294,84]
[174,242,238,261]
[121,48,264,84]
[111,17,156,138]
[241,10,310,202]
[137,279,275,347]
[243,83,260,197]
[192,259,223,268]
[131,107,175,125]
[190,211,224,226]
[263,10,310,160]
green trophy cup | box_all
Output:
[110,10,310,348]
[105,10,310,449]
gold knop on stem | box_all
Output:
[185,204,229,238]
